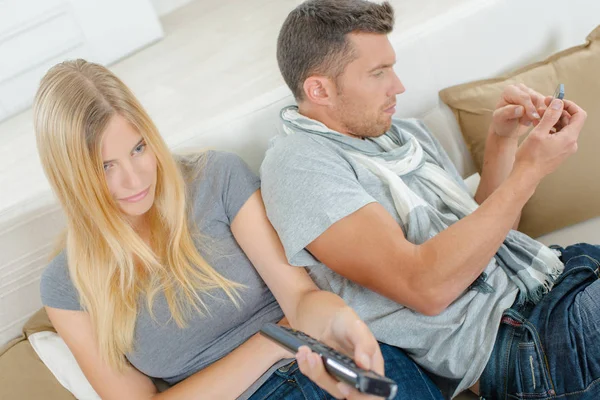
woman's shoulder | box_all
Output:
[176,150,257,189]
[40,251,82,311]
[176,150,248,175]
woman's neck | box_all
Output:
[129,214,151,245]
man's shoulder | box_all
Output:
[262,132,344,173]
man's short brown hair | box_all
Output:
[277,0,394,101]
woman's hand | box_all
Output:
[295,307,386,399]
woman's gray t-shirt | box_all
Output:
[40,151,287,399]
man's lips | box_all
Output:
[384,103,396,114]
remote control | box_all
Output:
[260,323,398,399]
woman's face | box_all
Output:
[101,114,157,220]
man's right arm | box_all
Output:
[306,99,585,316]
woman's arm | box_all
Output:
[46,307,290,400]
[230,190,384,398]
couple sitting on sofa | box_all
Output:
[37,0,597,399]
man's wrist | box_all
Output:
[506,163,539,200]
[488,126,520,145]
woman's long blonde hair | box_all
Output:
[34,59,241,370]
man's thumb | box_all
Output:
[536,99,563,131]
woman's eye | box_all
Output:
[134,143,146,154]
[373,71,384,77]
[103,163,112,172]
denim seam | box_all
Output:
[507,392,553,399]
[548,374,600,398]
[563,255,600,273]
[521,320,555,394]
[294,372,328,400]
[508,376,600,399]
[413,360,442,399]
[503,325,516,399]
[254,377,292,400]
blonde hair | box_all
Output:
[34,59,242,371]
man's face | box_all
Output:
[332,33,405,138]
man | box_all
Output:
[261,0,598,399]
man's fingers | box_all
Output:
[502,85,540,120]
[493,105,537,131]
[535,99,564,132]
[495,104,524,120]
[516,83,546,108]
[534,108,571,128]
[562,99,586,119]
[553,100,587,137]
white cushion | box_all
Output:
[28,331,100,400]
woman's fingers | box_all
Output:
[296,346,344,399]
[347,320,384,374]
[296,346,385,400]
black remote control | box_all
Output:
[260,323,398,399]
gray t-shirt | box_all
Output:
[40,151,290,399]
[260,118,518,398]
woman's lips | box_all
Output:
[120,186,150,203]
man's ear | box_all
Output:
[302,76,336,106]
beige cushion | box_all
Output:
[440,25,600,238]
[0,337,75,400]
[23,307,56,338]
[0,309,73,399]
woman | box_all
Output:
[35,60,442,400]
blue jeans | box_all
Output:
[480,243,600,399]
[249,342,443,399]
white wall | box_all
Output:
[0,0,163,123]
[151,0,196,17]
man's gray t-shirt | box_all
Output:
[40,151,289,399]
[260,119,518,398]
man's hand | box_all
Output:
[513,98,587,183]
[295,307,386,399]
[492,83,571,138]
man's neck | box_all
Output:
[297,105,363,140]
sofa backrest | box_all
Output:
[171,0,599,178]
[1,0,598,347]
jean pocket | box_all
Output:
[516,341,551,398]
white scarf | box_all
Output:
[281,106,564,304]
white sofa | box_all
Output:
[1,0,599,398]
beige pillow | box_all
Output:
[440,25,600,238]
[0,309,73,400]
[23,307,56,338]
[0,338,75,400]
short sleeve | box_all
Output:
[204,151,261,224]
[40,252,83,311]
[260,136,376,267]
